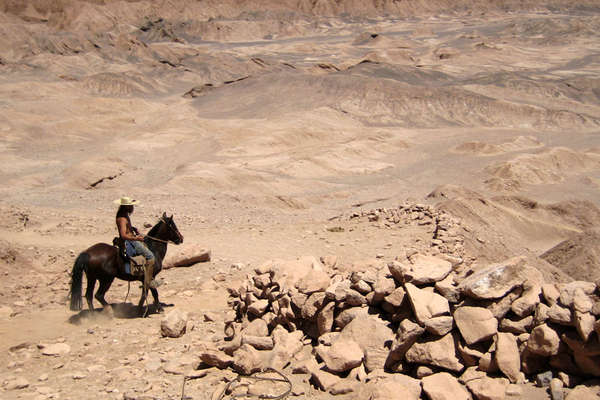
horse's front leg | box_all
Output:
[150,288,163,313]
[137,280,149,317]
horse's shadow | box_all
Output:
[68,302,174,324]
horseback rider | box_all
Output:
[114,196,158,291]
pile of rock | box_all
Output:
[346,204,465,257]
[200,254,599,399]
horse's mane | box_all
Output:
[146,218,164,237]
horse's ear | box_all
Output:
[162,212,167,219]
[170,214,173,219]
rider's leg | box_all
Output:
[131,241,158,289]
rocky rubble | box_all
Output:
[196,253,600,399]
[343,203,467,260]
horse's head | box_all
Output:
[161,212,184,245]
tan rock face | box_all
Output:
[565,385,598,400]
[421,372,471,400]
[316,339,364,373]
[454,306,498,345]
[244,318,269,337]
[459,256,534,300]
[296,269,330,294]
[199,349,233,369]
[301,292,327,319]
[317,301,335,335]
[424,315,454,336]
[527,325,560,356]
[404,332,464,372]
[466,376,508,400]
[559,281,596,308]
[511,281,541,317]
[542,283,560,306]
[338,315,394,372]
[405,282,450,324]
[160,309,188,338]
[233,344,263,375]
[495,332,521,383]
[389,319,426,362]
[311,369,341,391]
[357,379,419,400]
[388,254,452,285]
[573,311,595,342]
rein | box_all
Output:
[145,235,172,244]
[144,217,181,245]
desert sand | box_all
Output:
[1,0,600,399]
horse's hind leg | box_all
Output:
[84,275,97,312]
[137,283,149,317]
[150,288,163,313]
[95,278,114,308]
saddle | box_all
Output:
[113,237,145,276]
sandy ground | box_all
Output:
[1,1,600,399]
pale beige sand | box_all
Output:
[1,1,600,398]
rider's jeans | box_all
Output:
[126,240,154,261]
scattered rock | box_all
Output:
[405,282,450,324]
[200,349,234,369]
[338,315,394,372]
[405,332,464,372]
[388,254,452,285]
[160,309,188,338]
[40,343,71,356]
[422,372,471,400]
[527,325,560,356]
[5,376,29,390]
[466,376,508,400]
[459,256,535,300]
[317,339,363,373]
[454,306,498,345]
[550,378,564,400]
[495,332,521,383]
[233,344,263,375]
[311,369,341,391]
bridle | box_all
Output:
[144,217,182,245]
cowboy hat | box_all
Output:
[113,196,139,206]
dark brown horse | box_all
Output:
[69,213,183,316]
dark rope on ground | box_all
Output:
[181,368,292,400]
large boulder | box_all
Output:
[316,339,364,373]
[199,349,233,369]
[338,315,394,372]
[405,282,450,324]
[389,319,426,362]
[267,326,304,370]
[454,306,498,345]
[233,344,263,375]
[495,332,521,383]
[317,302,335,335]
[459,256,541,300]
[311,369,341,391]
[296,269,330,294]
[388,254,452,285]
[466,376,509,400]
[160,309,188,338]
[405,332,464,372]
[356,379,419,400]
[527,325,560,356]
[422,372,471,400]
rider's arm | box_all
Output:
[117,218,143,241]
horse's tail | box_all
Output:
[69,252,89,311]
